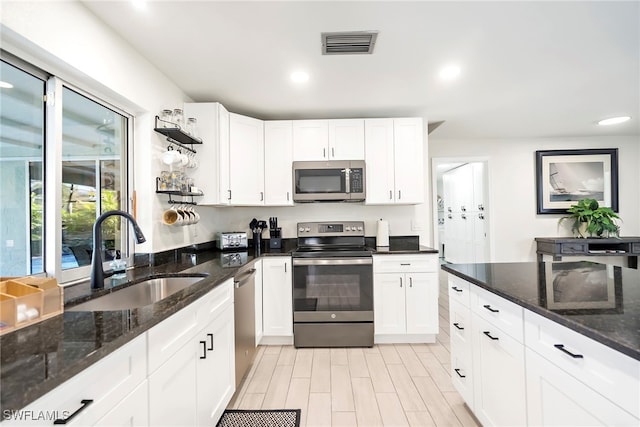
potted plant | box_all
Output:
[558,198,621,238]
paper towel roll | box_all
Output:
[376,219,389,247]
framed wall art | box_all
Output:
[535,148,619,214]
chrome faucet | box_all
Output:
[90,210,146,290]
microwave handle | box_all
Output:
[344,168,351,194]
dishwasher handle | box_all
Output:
[234,268,256,288]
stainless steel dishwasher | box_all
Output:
[233,263,257,387]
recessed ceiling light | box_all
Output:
[597,116,631,126]
[439,65,461,81]
[290,71,309,84]
[131,0,146,10]
[0,81,14,89]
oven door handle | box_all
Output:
[293,257,373,266]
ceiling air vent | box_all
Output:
[321,31,378,55]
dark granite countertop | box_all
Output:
[0,236,436,414]
[441,261,640,361]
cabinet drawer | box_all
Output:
[449,299,472,358]
[450,351,474,409]
[7,335,147,426]
[373,254,437,273]
[148,298,201,374]
[448,275,470,307]
[560,242,587,254]
[197,278,233,326]
[524,310,640,418]
[632,243,640,254]
[471,286,524,343]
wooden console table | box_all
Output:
[535,237,640,269]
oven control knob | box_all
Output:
[357,226,363,231]
[299,227,305,232]
[305,227,311,232]
[331,313,337,319]
[345,226,351,231]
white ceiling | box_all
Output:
[81,0,639,140]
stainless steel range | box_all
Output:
[292,221,374,348]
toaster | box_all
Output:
[217,232,248,250]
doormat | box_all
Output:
[216,409,301,427]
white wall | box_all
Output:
[1,1,434,256]
[429,136,640,262]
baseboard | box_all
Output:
[259,335,294,345]
[374,333,437,344]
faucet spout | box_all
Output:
[90,210,146,290]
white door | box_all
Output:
[405,273,438,334]
[328,119,364,160]
[526,348,639,427]
[472,314,526,427]
[262,257,293,336]
[292,120,329,161]
[264,121,293,205]
[393,118,424,204]
[229,113,264,205]
[254,259,263,345]
[373,273,406,334]
[196,305,235,426]
[364,118,395,204]
[148,342,197,426]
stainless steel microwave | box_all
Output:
[292,160,366,202]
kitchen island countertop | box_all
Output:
[442,261,640,361]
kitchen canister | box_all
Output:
[376,218,389,247]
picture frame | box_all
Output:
[539,262,623,314]
[535,148,619,214]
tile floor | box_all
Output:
[228,271,479,426]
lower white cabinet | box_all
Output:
[373,255,439,343]
[254,259,263,345]
[447,273,640,427]
[261,257,292,342]
[94,380,148,427]
[2,334,147,426]
[148,278,235,427]
[471,312,526,427]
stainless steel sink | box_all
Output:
[67,275,207,311]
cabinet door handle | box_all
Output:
[332,147,335,157]
[409,277,413,287]
[260,191,264,201]
[399,277,403,287]
[554,344,584,359]
[451,286,463,293]
[461,213,467,220]
[400,263,411,266]
[323,148,326,158]
[389,190,393,200]
[461,205,466,212]
[398,190,402,200]
[284,262,287,273]
[53,399,93,424]
[483,331,499,341]
[447,214,453,219]
[207,333,214,351]
[454,368,466,378]
[287,191,290,201]
[483,304,499,313]
[200,341,207,359]
[453,322,464,330]
[227,190,232,200]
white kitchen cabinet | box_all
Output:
[148,278,235,426]
[93,381,148,427]
[471,311,527,427]
[261,257,293,343]
[526,348,639,427]
[183,102,230,205]
[2,334,147,426]
[328,119,364,160]
[229,113,264,205]
[365,118,424,205]
[448,277,474,409]
[264,121,293,205]
[373,254,438,343]
[292,119,364,161]
[254,259,263,345]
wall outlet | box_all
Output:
[411,220,424,231]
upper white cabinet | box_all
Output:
[293,119,364,161]
[365,118,424,205]
[183,102,230,205]
[229,113,265,205]
[264,121,294,205]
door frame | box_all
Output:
[431,156,493,262]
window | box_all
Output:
[0,53,131,282]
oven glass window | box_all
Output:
[293,264,373,312]
[295,169,345,194]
